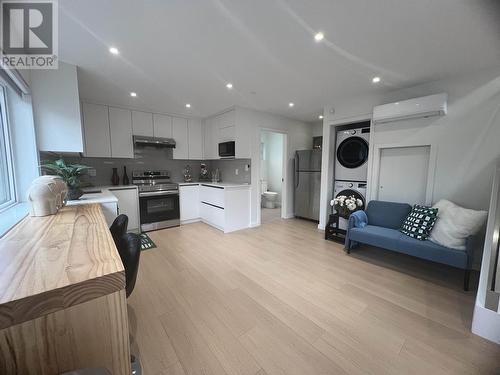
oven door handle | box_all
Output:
[139,191,179,197]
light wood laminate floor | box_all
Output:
[128,218,500,375]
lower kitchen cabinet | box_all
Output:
[179,184,200,223]
[109,187,140,232]
[179,183,250,233]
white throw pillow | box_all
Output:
[429,199,487,250]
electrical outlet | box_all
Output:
[235,168,239,175]
[89,168,96,177]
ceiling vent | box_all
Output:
[373,93,447,125]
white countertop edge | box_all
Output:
[178,182,251,189]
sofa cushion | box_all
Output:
[400,204,438,240]
[365,201,412,229]
[349,225,468,269]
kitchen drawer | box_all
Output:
[200,185,225,208]
[200,202,225,229]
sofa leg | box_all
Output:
[463,270,470,291]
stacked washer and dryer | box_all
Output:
[334,124,370,230]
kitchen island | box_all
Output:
[0,204,130,374]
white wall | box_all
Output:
[261,131,284,203]
[319,66,500,230]
[235,107,312,225]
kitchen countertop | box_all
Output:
[0,204,125,329]
[178,181,251,189]
[67,188,118,205]
[66,185,138,206]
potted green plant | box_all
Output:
[41,159,91,200]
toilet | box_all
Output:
[260,180,279,209]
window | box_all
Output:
[0,86,15,211]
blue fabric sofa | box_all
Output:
[345,200,474,290]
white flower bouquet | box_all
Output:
[330,195,363,218]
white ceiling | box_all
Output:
[59,0,500,122]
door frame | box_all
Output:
[368,142,438,205]
[258,128,288,223]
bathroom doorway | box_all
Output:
[260,130,286,224]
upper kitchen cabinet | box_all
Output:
[203,117,217,159]
[109,107,134,158]
[172,117,189,159]
[153,114,172,138]
[132,111,154,136]
[82,103,111,158]
[188,118,203,159]
[31,62,84,153]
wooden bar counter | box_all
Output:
[0,204,131,374]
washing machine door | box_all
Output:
[337,137,369,169]
[334,189,366,210]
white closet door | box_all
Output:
[109,107,133,158]
[377,145,431,204]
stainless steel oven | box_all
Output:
[133,170,180,232]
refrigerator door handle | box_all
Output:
[295,153,299,188]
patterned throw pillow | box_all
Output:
[400,204,438,240]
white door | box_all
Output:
[188,118,203,159]
[109,188,140,232]
[153,114,172,138]
[172,117,189,159]
[82,103,111,158]
[377,145,430,204]
[132,111,154,136]
[109,107,134,158]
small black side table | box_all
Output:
[325,213,347,244]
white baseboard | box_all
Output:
[317,223,325,230]
[472,304,500,345]
[181,218,201,225]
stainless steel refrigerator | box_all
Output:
[294,149,322,221]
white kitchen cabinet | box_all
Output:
[188,118,203,159]
[203,117,218,159]
[200,185,225,208]
[109,107,134,158]
[172,117,189,159]
[100,202,118,227]
[109,187,140,232]
[217,110,235,129]
[199,184,250,233]
[219,125,235,142]
[31,62,84,153]
[82,103,111,158]
[179,184,200,223]
[132,111,154,136]
[153,113,172,138]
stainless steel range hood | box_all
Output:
[133,135,176,148]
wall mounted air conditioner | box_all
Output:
[372,93,447,124]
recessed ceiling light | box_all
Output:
[314,32,324,42]
[109,47,119,55]
[318,115,324,119]
[289,102,294,108]
[372,76,381,83]
[185,103,191,108]
[226,83,233,89]
[130,92,137,97]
